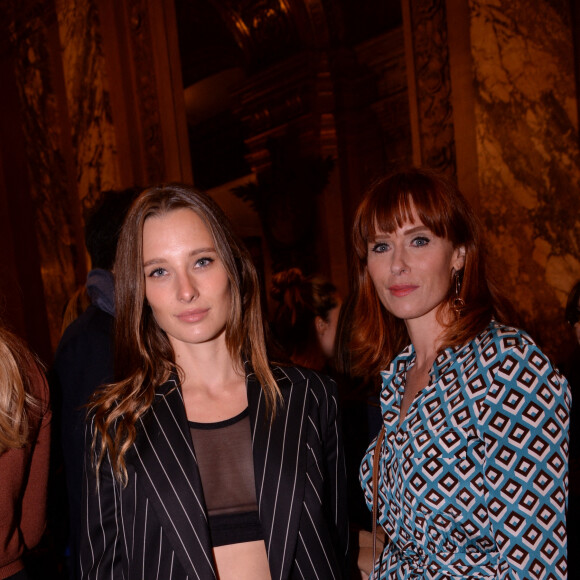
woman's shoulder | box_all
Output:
[469,321,568,390]
[467,320,542,361]
[442,320,564,383]
[466,323,571,430]
[270,362,336,384]
[477,319,535,345]
[269,363,337,393]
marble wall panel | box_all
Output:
[55,0,120,210]
[8,0,124,350]
[469,0,580,359]
[9,6,80,350]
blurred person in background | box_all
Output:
[50,187,140,579]
[0,323,51,580]
[333,291,383,579]
[270,267,341,372]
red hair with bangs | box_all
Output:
[349,168,512,380]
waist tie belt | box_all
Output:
[379,546,499,578]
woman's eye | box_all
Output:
[411,236,430,247]
[195,257,214,268]
[147,267,166,278]
[371,242,389,254]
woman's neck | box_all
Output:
[173,338,248,423]
[172,337,244,392]
[405,309,450,369]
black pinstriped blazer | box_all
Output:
[80,365,349,580]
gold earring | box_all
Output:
[452,272,465,317]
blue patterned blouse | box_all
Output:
[360,321,570,580]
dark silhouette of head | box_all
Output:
[85,187,142,271]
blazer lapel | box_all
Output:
[248,366,308,580]
[130,377,217,579]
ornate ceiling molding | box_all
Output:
[208,0,301,68]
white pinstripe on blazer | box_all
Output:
[80,364,349,579]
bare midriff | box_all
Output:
[214,540,271,579]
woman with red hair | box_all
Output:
[352,168,570,579]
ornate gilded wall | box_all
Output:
[2,0,183,351]
[2,0,125,349]
[56,0,121,208]
[2,0,579,359]
[469,0,580,359]
[6,1,81,348]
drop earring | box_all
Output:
[452,271,466,317]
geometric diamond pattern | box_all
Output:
[360,321,570,579]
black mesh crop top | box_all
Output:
[188,408,263,546]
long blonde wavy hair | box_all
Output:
[90,183,282,485]
[0,326,39,454]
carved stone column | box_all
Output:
[0,0,81,353]
[233,52,336,276]
[402,0,456,176]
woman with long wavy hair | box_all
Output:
[351,168,570,579]
[0,326,51,580]
[79,183,348,580]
